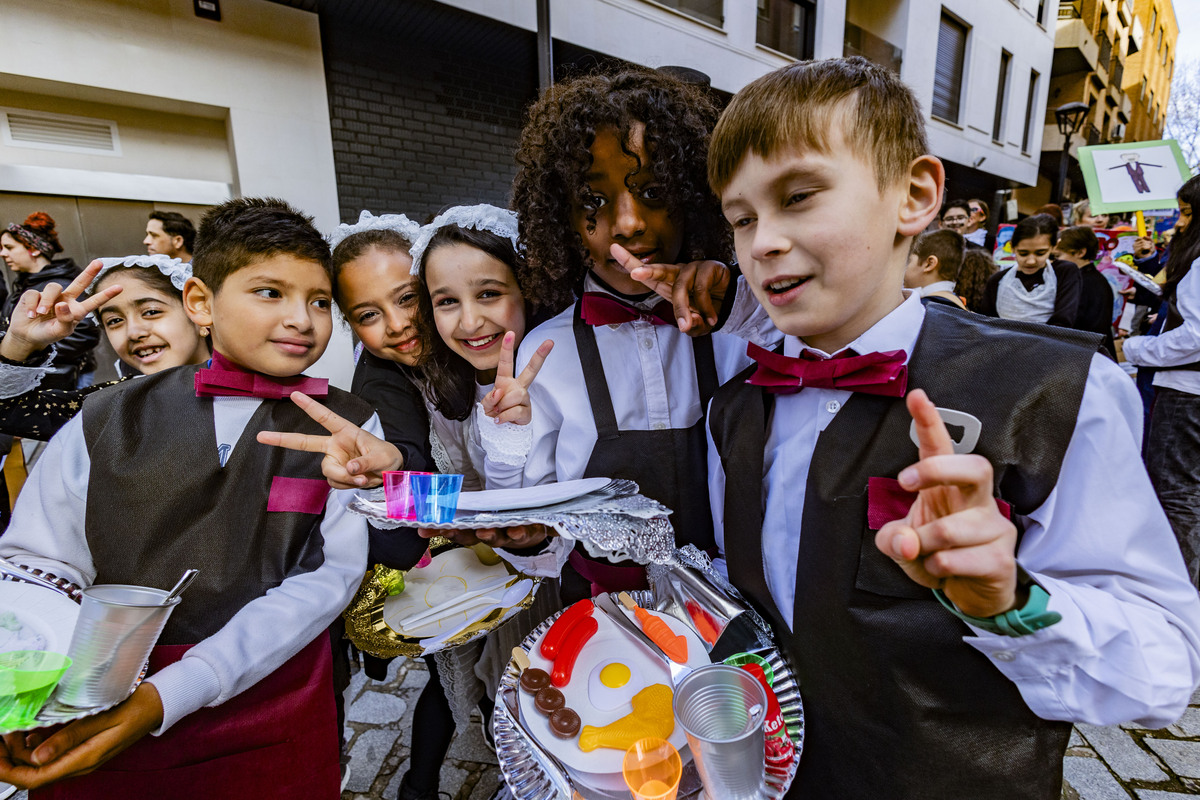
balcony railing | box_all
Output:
[1086,124,1101,146]
[1098,32,1112,67]
[1059,2,1081,19]
[1111,59,1124,87]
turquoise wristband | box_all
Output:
[933,582,1062,637]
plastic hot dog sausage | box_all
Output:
[551,614,598,688]
[540,599,594,660]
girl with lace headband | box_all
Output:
[327,207,554,800]
[0,256,211,441]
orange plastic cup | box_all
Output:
[622,737,682,800]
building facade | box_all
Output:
[1017,0,1177,212]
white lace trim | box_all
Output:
[327,210,420,250]
[429,422,455,475]
[408,204,519,276]
[0,350,57,399]
[92,255,191,292]
[472,401,532,467]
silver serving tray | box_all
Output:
[492,590,803,800]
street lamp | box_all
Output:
[1054,102,1090,203]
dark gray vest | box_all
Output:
[81,365,373,645]
[710,305,1099,799]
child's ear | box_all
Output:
[923,255,940,275]
[183,276,215,328]
[898,155,945,237]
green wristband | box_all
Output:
[933,582,1062,637]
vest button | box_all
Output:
[992,650,1016,662]
[825,400,842,414]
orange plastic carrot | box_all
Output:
[618,592,688,664]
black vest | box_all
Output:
[710,305,1099,799]
[81,365,374,645]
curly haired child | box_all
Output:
[476,67,776,599]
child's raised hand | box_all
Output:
[1,259,122,362]
[611,243,731,335]
[0,682,162,788]
[480,332,554,425]
[874,389,1020,619]
[257,391,403,489]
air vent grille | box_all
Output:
[2,109,120,155]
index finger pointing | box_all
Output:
[516,339,554,389]
[256,429,330,454]
[290,391,353,436]
[906,389,956,460]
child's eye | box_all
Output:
[143,309,162,318]
[254,288,281,299]
[583,194,607,210]
[399,292,418,307]
[479,290,502,300]
[357,310,379,324]
[435,297,458,308]
[103,316,123,328]
[313,298,332,310]
[785,191,811,206]
[731,216,756,229]
[640,185,664,202]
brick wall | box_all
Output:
[323,14,538,223]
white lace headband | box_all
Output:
[327,210,420,251]
[408,204,520,276]
[91,255,191,292]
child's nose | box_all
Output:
[284,300,315,331]
[459,303,483,333]
[611,193,647,240]
[751,216,789,261]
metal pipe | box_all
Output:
[537,0,553,91]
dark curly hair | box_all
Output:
[511,67,732,310]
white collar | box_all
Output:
[919,281,958,296]
[784,290,924,361]
[582,274,662,311]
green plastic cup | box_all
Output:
[0,650,72,729]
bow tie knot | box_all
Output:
[195,352,329,399]
[746,342,908,397]
[580,292,675,327]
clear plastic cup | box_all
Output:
[672,664,768,800]
[383,470,432,520]
[0,650,72,728]
[623,737,682,800]
[56,584,180,708]
[410,474,464,524]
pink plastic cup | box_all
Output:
[383,471,432,520]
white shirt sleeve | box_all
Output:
[962,354,1200,727]
[1123,257,1200,367]
[0,412,93,585]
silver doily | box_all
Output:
[348,480,677,565]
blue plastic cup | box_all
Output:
[410,474,464,524]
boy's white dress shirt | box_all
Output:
[707,291,1200,727]
[0,397,379,734]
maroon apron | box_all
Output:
[33,636,340,800]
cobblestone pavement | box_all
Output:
[9,667,1200,800]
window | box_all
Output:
[1098,31,1112,69]
[843,21,903,73]
[654,0,723,27]
[932,12,968,124]
[1157,26,1163,51]
[1150,6,1157,30]
[1164,43,1169,66]
[1037,0,1047,24]
[1141,76,1148,101]
[1022,69,1039,153]
[993,50,1012,142]
[757,0,818,60]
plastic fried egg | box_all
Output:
[587,659,642,712]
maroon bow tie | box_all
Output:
[580,292,675,327]
[195,351,329,399]
[746,342,908,397]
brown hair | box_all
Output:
[913,229,964,281]
[511,66,731,311]
[1035,203,1065,226]
[330,229,412,310]
[191,198,330,293]
[1057,226,1099,261]
[709,56,928,195]
[958,249,997,313]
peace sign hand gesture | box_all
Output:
[256,391,403,489]
[1,259,123,362]
[480,332,554,425]
[874,390,1021,618]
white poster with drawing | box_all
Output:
[1078,140,1192,214]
